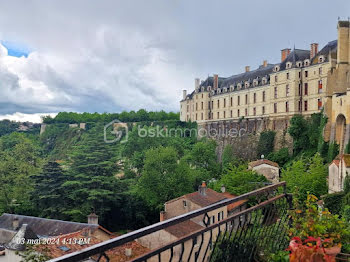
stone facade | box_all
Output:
[328,155,350,193]
[180,21,350,153]
[248,159,280,184]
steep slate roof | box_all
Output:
[0,213,99,238]
[5,224,38,251]
[248,159,279,168]
[164,220,203,238]
[219,64,274,89]
[278,49,310,70]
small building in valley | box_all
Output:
[328,154,350,193]
[248,159,280,183]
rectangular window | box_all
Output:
[286,101,289,112]
[238,96,240,106]
[274,87,278,99]
[304,83,308,95]
[196,113,197,120]
[286,72,289,79]
[318,99,322,110]
[275,75,278,82]
[319,67,322,75]
[318,80,323,93]
[253,107,256,116]
[211,101,214,109]
[201,113,203,120]
[304,100,308,111]
[298,100,302,112]
[298,83,302,96]
[238,109,240,117]
[208,101,211,110]
[245,108,248,116]
[253,93,256,103]
[245,94,248,104]
[224,98,226,108]
[262,91,266,102]
[217,112,219,119]
[230,110,233,118]
[201,102,203,110]
[298,71,301,79]
[217,100,220,108]
[274,103,277,113]
[230,97,233,106]
[305,71,308,78]
[262,106,265,114]
[183,200,187,207]
[224,111,226,118]
[286,85,289,97]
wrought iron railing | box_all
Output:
[49,182,292,262]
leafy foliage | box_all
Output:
[211,164,268,195]
[257,131,275,158]
[267,147,290,167]
[281,154,327,202]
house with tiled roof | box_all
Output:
[137,182,247,261]
[248,158,280,183]
[328,154,350,193]
[0,213,114,261]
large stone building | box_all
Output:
[180,20,350,154]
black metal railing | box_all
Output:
[49,182,292,262]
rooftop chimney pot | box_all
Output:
[263,60,268,67]
[160,211,166,222]
[87,213,99,225]
[213,74,219,89]
[195,78,200,90]
[182,90,187,100]
[281,48,291,62]
[245,66,250,72]
[310,43,319,60]
[199,181,207,196]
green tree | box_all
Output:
[32,161,67,219]
[281,153,327,201]
[288,115,309,155]
[62,124,122,223]
[211,164,268,195]
[267,148,290,167]
[135,146,196,210]
[0,133,42,214]
[257,131,275,158]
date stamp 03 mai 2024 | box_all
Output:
[15,237,91,245]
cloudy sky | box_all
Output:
[0,0,349,122]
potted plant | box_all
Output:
[288,194,350,262]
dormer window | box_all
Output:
[274,65,280,72]
[304,59,310,66]
[211,90,215,95]
[286,62,292,69]
[296,61,302,68]
[201,87,205,92]
[253,79,258,87]
[230,85,234,91]
[262,77,267,85]
[245,81,250,88]
[318,55,325,63]
[223,87,227,93]
[237,83,242,90]
[217,89,221,94]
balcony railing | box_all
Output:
[49,182,293,262]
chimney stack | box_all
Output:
[263,60,268,67]
[182,90,187,100]
[213,74,219,89]
[195,78,200,90]
[12,217,19,231]
[221,185,226,193]
[281,48,291,62]
[87,213,99,225]
[310,43,319,59]
[245,66,250,72]
[125,248,132,257]
[199,181,207,196]
[160,211,166,222]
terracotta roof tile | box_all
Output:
[35,229,149,262]
[184,188,227,207]
[221,193,248,212]
[164,220,203,238]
